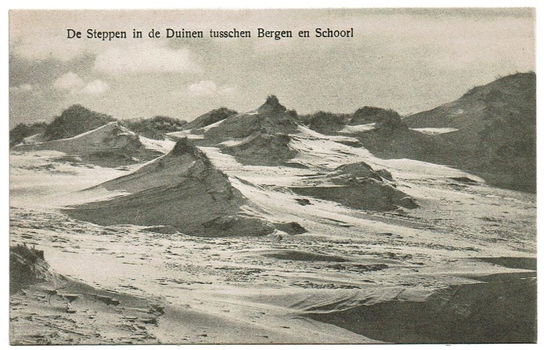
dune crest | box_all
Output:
[13,122,162,167]
[64,138,275,237]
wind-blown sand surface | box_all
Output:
[9,125,536,344]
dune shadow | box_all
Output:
[304,272,536,343]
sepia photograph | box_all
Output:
[8,7,536,345]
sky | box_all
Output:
[9,8,535,127]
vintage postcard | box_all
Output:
[8,8,536,344]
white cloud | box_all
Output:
[187,80,237,97]
[13,35,88,62]
[12,27,203,76]
[53,72,84,91]
[52,72,109,95]
[94,42,201,74]
[187,80,217,96]
[218,86,237,96]
[10,83,35,93]
[81,80,110,95]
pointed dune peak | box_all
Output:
[163,137,215,173]
[204,96,298,142]
[95,137,220,194]
[64,137,275,237]
[170,137,206,158]
[257,95,287,114]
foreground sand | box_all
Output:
[9,141,536,344]
[10,236,535,344]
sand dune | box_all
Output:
[13,122,163,167]
[63,138,275,237]
[205,96,298,142]
[220,132,298,166]
[9,84,536,344]
[290,161,417,211]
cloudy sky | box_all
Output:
[9,8,534,126]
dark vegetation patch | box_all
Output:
[43,105,115,140]
[123,116,187,140]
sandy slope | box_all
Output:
[402,72,536,192]
[10,246,166,345]
[9,114,536,344]
[12,122,164,167]
[63,138,275,237]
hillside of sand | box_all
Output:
[9,92,536,344]
[403,72,536,192]
[12,122,165,167]
[63,138,276,237]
